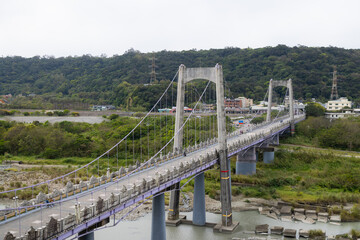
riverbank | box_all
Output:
[100,209,360,240]
[2,116,107,124]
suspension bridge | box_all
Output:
[0,64,305,240]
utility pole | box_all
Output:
[330,66,339,100]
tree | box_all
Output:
[305,102,325,117]
[251,116,265,124]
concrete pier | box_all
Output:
[168,183,180,220]
[262,146,275,164]
[236,147,256,175]
[193,172,206,226]
[263,151,274,163]
[79,231,94,240]
[151,193,166,240]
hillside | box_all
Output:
[1,45,360,109]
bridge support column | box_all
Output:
[263,151,274,164]
[273,134,279,146]
[167,183,180,220]
[290,122,295,136]
[288,78,295,136]
[266,79,273,123]
[152,193,166,240]
[167,65,185,222]
[236,147,256,175]
[213,64,238,232]
[193,172,205,226]
[78,231,94,240]
[78,218,109,240]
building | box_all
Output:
[284,97,301,109]
[325,109,360,119]
[91,105,116,111]
[224,97,253,109]
[202,103,215,112]
[325,97,352,111]
[169,107,193,113]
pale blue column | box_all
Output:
[236,161,256,175]
[79,232,94,240]
[263,151,274,163]
[236,147,256,175]
[151,193,166,240]
[193,172,205,225]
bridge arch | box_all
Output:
[169,64,233,227]
[173,64,226,151]
[266,79,294,133]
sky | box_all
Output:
[1,0,360,58]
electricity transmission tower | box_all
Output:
[330,66,339,100]
[149,54,157,84]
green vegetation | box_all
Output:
[0,110,18,116]
[285,116,360,151]
[1,46,360,110]
[351,229,360,240]
[305,102,326,117]
[0,114,225,159]
[182,144,360,205]
[340,205,360,222]
[309,229,325,239]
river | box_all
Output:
[94,211,360,239]
[1,202,359,239]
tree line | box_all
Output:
[0,115,228,159]
[1,45,360,110]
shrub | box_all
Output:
[71,112,80,117]
[351,229,360,240]
[23,112,30,116]
[341,205,360,222]
[309,229,325,238]
[5,168,18,172]
[133,112,145,118]
[109,114,119,120]
[0,110,12,116]
[42,148,59,159]
[251,116,265,124]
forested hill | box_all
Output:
[1,45,360,109]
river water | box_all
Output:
[1,201,359,239]
[95,211,360,239]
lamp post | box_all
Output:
[13,196,19,215]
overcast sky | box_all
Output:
[1,0,360,58]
